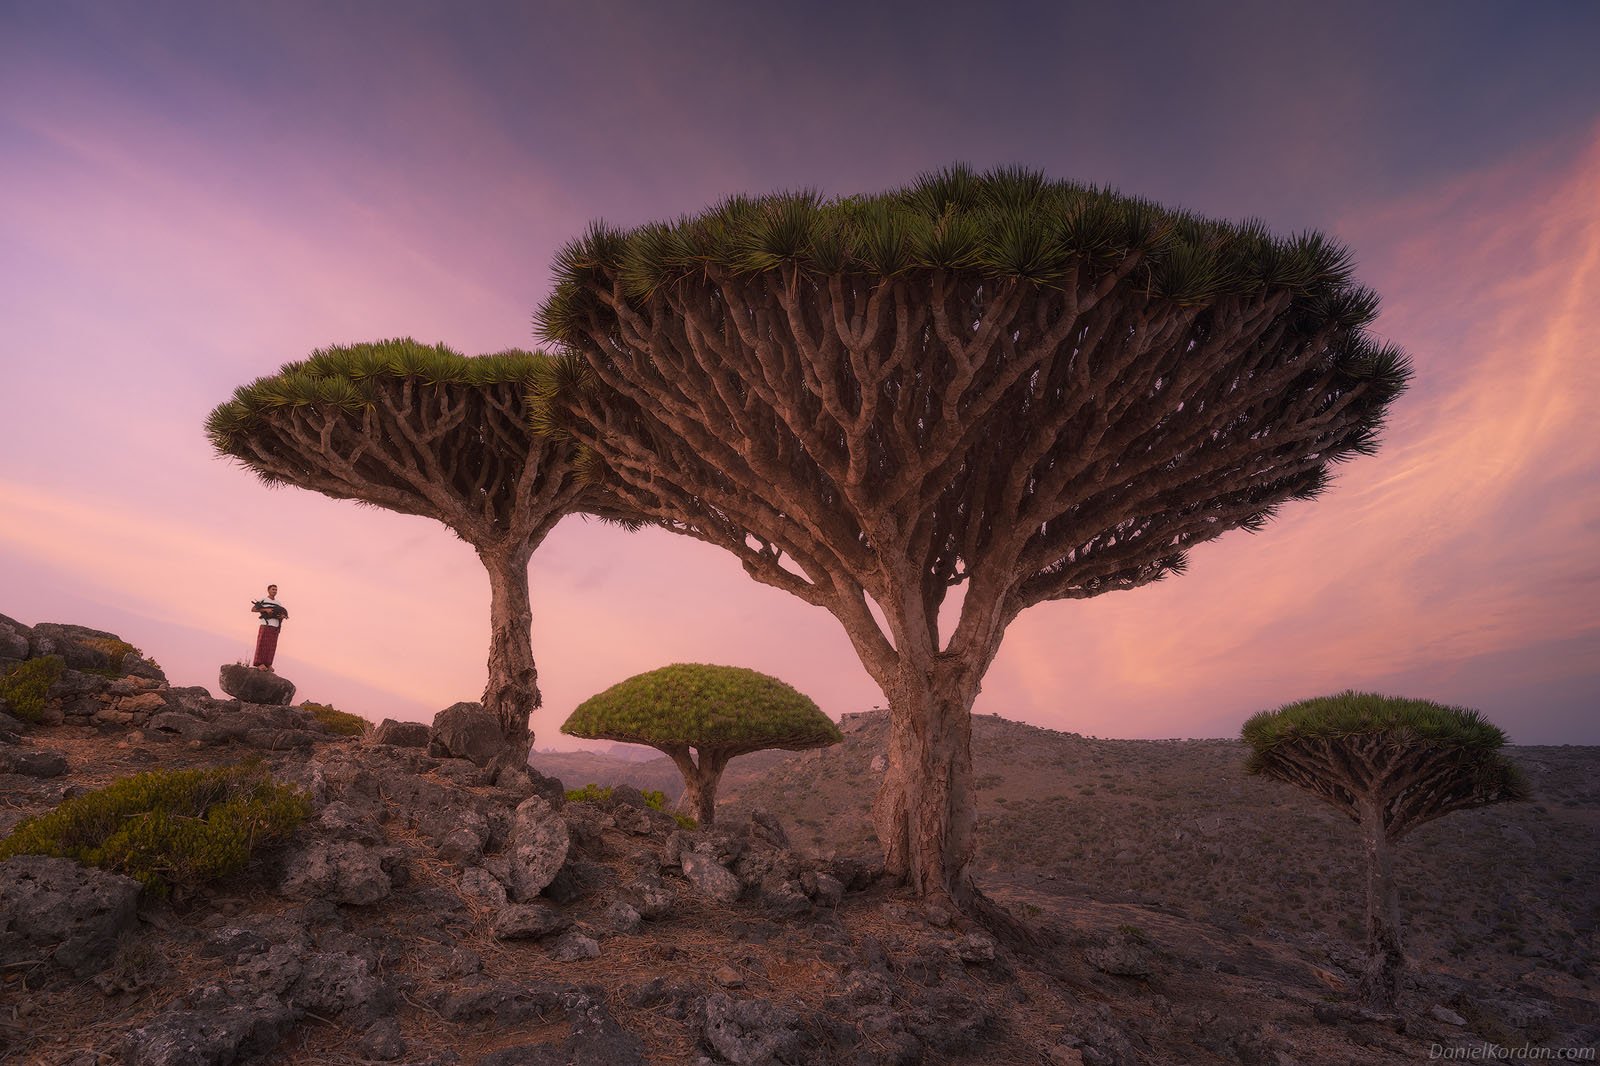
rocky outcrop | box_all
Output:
[218,663,296,705]
[0,612,30,667]
[428,700,503,766]
[370,718,430,748]
[0,856,141,977]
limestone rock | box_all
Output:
[121,996,297,1066]
[0,747,68,777]
[279,840,393,905]
[493,902,572,941]
[702,993,805,1066]
[429,701,503,767]
[506,797,570,902]
[29,622,118,670]
[547,931,600,962]
[0,856,141,977]
[218,664,296,706]
[0,611,30,665]
[371,718,431,748]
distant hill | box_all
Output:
[716,710,1600,996]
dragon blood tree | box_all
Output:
[534,165,1411,908]
[1242,691,1528,1010]
[561,663,840,826]
[208,339,618,766]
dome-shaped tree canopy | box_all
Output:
[206,337,617,765]
[563,663,840,751]
[1243,691,1519,767]
[1241,690,1526,1011]
[534,164,1410,903]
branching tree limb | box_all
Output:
[208,339,621,764]
[535,167,1410,909]
[1243,691,1528,1009]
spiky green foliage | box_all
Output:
[206,339,575,528]
[535,164,1410,895]
[1242,691,1529,838]
[535,164,1408,612]
[0,655,64,723]
[303,701,369,737]
[207,338,637,759]
[0,763,309,896]
[563,664,841,753]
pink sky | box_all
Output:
[2,5,1596,745]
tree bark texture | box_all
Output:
[550,245,1403,906]
[1358,804,1405,1010]
[481,542,539,768]
[873,660,982,907]
[664,746,731,826]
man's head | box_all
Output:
[267,584,278,597]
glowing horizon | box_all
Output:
[2,3,1596,747]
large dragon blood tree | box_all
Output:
[208,339,615,766]
[534,165,1411,908]
[1243,692,1528,1010]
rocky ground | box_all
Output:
[3,613,1597,1065]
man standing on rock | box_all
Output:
[251,584,288,671]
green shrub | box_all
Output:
[303,701,368,736]
[78,637,139,674]
[0,762,309,897]
[564,783,697,828]
[0,656,64,723]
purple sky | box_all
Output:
[2,1,1597,746]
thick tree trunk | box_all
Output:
[479,542,539,768]
[667,747,727,826]
[1358,805,1405,1010]
[872,659,981,909]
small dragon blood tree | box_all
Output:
[1242,691,1528,1010]
[208,339,627,767]
[561,663,841,825]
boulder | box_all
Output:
[506,797,570,902]
[279,840,394,905]
[547,931,600,962]
[0,855,142,977]
[702,993,805,1066]
[371,718,431,748]
[493,902,572,941]
[0,612,30,665]
[429,701,504,766]
[219,664,296,705]
[29,622,118,670]
[122,996,298,1066]
[0,748,68,777]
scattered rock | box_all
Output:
[371,718,431,748]
[702,993,804,1066]
[429,701,503,766]
[604,900,643,935]
[0,856,141,977]
[0,747,68,777]
[359,1016,406,1060]
[493,902,572,941]
[279,840,393,905]
[547,931,601,962]
[121,996,298,1066]
[506,797,570,902]
[218,663,297,705]
[1431,1004,1469,1027]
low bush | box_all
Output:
[79,637,139,674]
[303,701,368,736]
[0,762,309,897]
[0,655,64,722]
[565,783,696,828]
